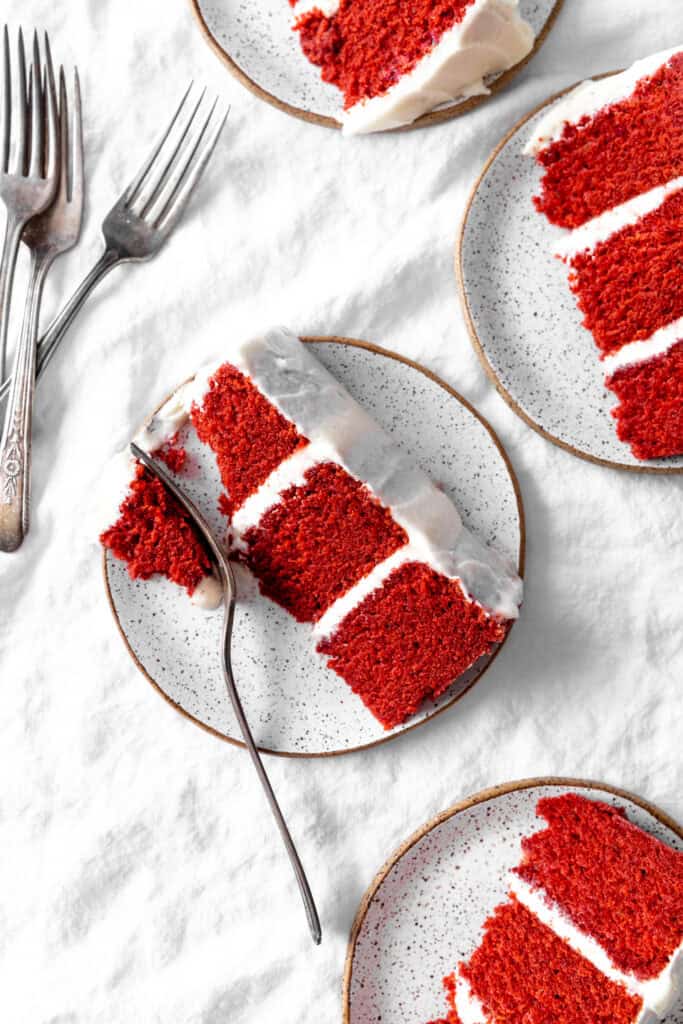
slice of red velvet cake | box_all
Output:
[290,0,534,135]
[429,792,683,1024]
[526,47,683,461]
[102,328,522,729]
[510,794,683,1019]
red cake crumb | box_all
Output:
[566,187,683,357]
[460,897,643,1023]
[100,464,212,596]
[317,561,507,730]
[191,363,308,517]
[533,52,683,228]
[606,341,683,460]
[515,793,683,980]
[293,0,475,110]
[243,461,407,622]
[156,434,187,473]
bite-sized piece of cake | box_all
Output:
[100,462,214,603]
[605,336,683,461]
[510,793,683,1018]
[448,897,646,1024]
[290,0,534,135]
[527,47,683,228]
[102,328,522,728]
[555,180,683,358]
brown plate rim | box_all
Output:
[102,335,526,759]
[455,74,683,476]
[342,775,683,1022]
[188,0,566,133]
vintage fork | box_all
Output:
[0,68,82,552]
[0,28,59,382]
[0,84,228,405]
[130,442,323,946]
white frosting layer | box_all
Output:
[293,0,340,16]
[314,545,415,640]
[525,46,682,155]
[555,177,683,260]
[335,0,533,135]
[189,573,223,610]
[510,876,681,1020]
[186,328,522,621]
[453,973,487,1024]
[603,317,683,376]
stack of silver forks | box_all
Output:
[0,25,227,552]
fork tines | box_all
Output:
[1,26,58,180]
[124,84,228,234]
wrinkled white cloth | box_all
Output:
[1,2,682,1022]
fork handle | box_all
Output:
[34,246,121,383]
[220,606,322,945]
[0,214,25,382]
[0,250,50,552]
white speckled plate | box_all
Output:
[344,777,683,1024]
[189,0,564,131]
[103,338,524,758]
[457,83,683,475]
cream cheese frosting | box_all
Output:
[554,177,683,261]
[510,876,679,1021]
[525,46,682,155]
[184,328,522,621]
[294,0,534,136]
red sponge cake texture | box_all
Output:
[191,363,308,517]
[534,52,683,228]
[456,897,643,1023]
[317,561,507,730]
[567,187,683,357]
[515,793,683,980]
[101,464,212,597]
[243,461,408,622]
[607,341,683,460]
[292,0,475,111]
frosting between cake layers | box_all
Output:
[188,328,521,620]
[602,317,683,376]
[554,177,683,261]
[509,875,679,1021]
[525,46,682,154]
[335,0,534,135]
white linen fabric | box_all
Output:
[0,1,681,1021]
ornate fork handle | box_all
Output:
[0,249,50,551]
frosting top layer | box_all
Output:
[185,328,522,619]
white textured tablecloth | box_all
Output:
[1,2,682,1021]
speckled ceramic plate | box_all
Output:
[457,83,683,475]
[103,338,524,758]
[344,777,683,1024]
[189,0,564,131]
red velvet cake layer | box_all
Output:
[515,793,683,980]
[242,461,407,623]
[191,363,309,517]
[533,52,683,228]
[317,561,507,730]
[606,341,683,460]
[457,897,643,1023]
[101,464,212,597]
[292,0,476,110]
[567,187,683,357]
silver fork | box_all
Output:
[0,84,228,405]
[130,442,322,947]
[0,27,59,382]
[0,66,82,553]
